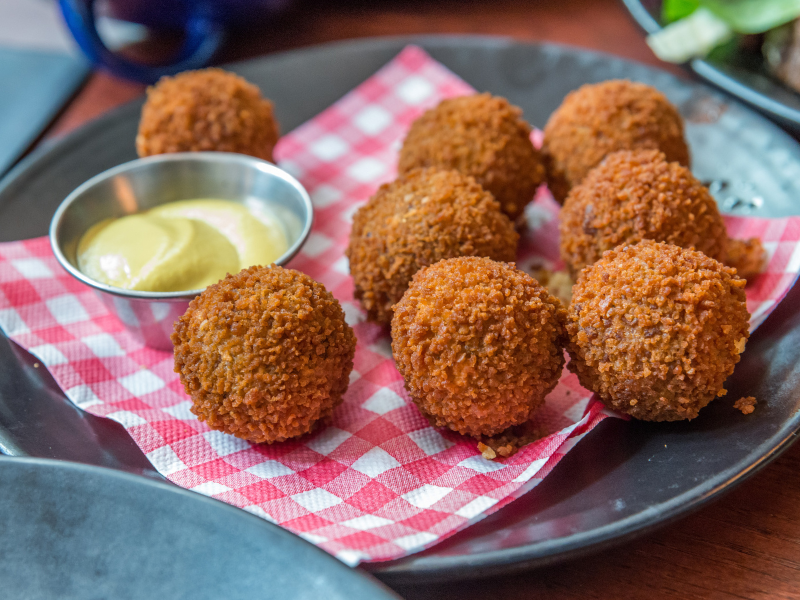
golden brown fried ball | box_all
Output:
[172,265,356,443]
[392,257,567,437]
[559,150,727,277]
[398,93,545,221]
[137,68,279,162]
[346,167,518,325]
[542,80,690,203]
[566,240,750,422]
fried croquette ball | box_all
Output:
[137,68,279,162]
[560,150,727,277]
[346,167,519,325]
[542,80,690,203]
[391,257,567,437]
[566,240,750,422]
[172,265,356,443]
[398,93,545,221]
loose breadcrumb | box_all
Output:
[542,80,689,203]
[392,256,567,437]
[532,268,575,307]
[172,265,356,443]
[478,421,548,459]
[725,237,767,282]
[136,68,279,161]
[478,443,497,460]
[398,93,545,221]
[734,396,757,415]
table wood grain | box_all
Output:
[41,0,800,597]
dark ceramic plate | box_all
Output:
[2,36,800,585]
[0,456,400,600]
[622,0,800,132]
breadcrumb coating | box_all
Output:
[136,68,279,161]
[567,241,750,422]
[391,257,567,437]
[398,93,545,221]
[560,150,728,277]
[346,168,519,325]
[172,265,356,443]
[542,80,690,203]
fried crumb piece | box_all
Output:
[478,443,497,460]
[533,268,574,307]
[725,237,767,282]
[734,396,757,415]
[477,421,548,460]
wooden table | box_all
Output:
[42,0,800,597]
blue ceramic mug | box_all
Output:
[59,0,292,83]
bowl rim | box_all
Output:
[49,151,315,301]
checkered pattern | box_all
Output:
[0,46,797,565]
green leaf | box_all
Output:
[700,0,800,34]
[647,8,733,62]
[663,0,701,23]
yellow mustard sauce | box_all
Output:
[77,199,289,292]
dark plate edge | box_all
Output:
[371,427,800,583]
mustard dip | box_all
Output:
[77,199,289,292]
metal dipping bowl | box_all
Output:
[50,152,314,351]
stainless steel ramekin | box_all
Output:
[50,152,314,350]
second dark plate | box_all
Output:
[0,456,399,600]
[622,0,800,132]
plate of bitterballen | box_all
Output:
[2,37,800,584]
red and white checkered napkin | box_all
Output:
[0,46,798,565]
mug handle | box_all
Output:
[58,0,225,83]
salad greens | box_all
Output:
[650,0,800,62]
[663,0,701,23]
